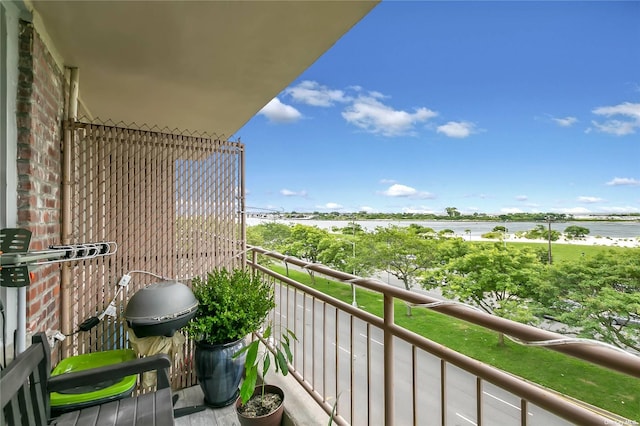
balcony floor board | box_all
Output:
[173,385,240,426]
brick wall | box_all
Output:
[16,20,64,334]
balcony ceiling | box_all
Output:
[29,1,377,136]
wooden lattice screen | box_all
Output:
[63,120,244,389]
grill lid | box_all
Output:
[125,280,198,324]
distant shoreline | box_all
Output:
[247,213,640,223]
[247,217,640,246]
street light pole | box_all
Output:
[546,216,553,264]
[345,218,358,308]
[503,219,508,248]
[351,240,357,307]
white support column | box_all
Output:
[1,0,31,357]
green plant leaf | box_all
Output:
[245,341,259,367]
[263,324,272,340]
[276,349,289,376]
[239,364,258,405]
[282,340,293,363]
[286,328,298,342]
[262,353,271,377]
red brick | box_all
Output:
[28,299,41,315]
[17,209,38,223]
[16,161,33,174]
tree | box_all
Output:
[364,226,441,315]
[283,224,330,263]
[564,225,590,239]
[407,224,437,238]
[246,226,265,247]
[445,207,460,218]
[421,243,543,343]
[247,222,291,250]
[317,235,372,277]
[524,224,560,241]
[438,229,455,238]
[436,237,470,263]
[533,249,640,352]
[339,221,364,235]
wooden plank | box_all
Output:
[0,344,44,400]
[0,336,48,426]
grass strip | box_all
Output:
[479,240,633,262]
[270,264,640,421]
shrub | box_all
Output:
[186,268,275,345]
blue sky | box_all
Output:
[236,1,640,216]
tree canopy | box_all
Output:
[421,243,542,323]
[532,249,640,352]
[564,225,590,239]
[362,225,440,291]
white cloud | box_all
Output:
[515,195,528,201]
[591,120,637,136]
[258,98,302,123]
[436,121,477,138]
[325,202,343,209]
[280,189,308,197]
[286,81,350,107]
[315,202,343,210]
[591,102,640,135]
[593,102,640,120]
[380,178,397,184]
[342,95,437,137]
[380,184,434,199]
[578,196,603,203]
[500,207,524,214]
[606,177,640,186]
[552,116,578,127]
[383,184,417,197]
[359,206,375,212]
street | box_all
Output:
[275,284,573,426]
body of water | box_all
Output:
[247,218,640,239]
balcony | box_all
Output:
[167,246,639,426]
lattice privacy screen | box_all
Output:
[64,120,244,389]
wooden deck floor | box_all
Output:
[171,373,329,426]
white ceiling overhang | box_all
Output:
[28,1,378,136]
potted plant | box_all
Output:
[185,268,275,407]
[234,324,297,426]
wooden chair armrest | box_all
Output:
[48,353,172,392]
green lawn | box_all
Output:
[270,264,640,421]
[480,240,634,262]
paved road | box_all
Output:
[275,284,572,426]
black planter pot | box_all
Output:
[195,338,246,408]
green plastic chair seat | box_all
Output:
[50,349,138,411]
